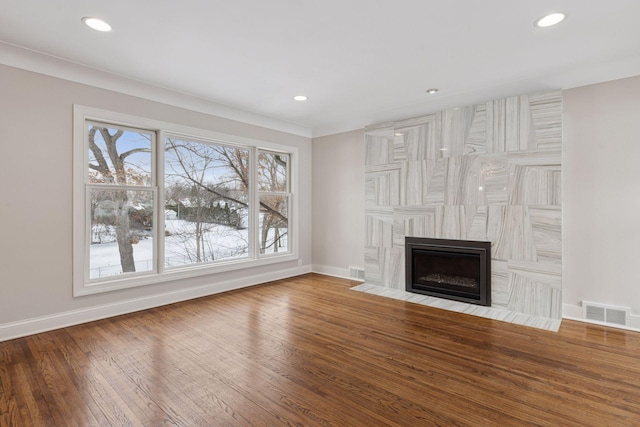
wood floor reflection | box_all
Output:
[1,273,640,426]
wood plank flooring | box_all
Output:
[1,273,640,426]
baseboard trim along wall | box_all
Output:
[311,264,365,282]
[0,265,312,342]
[563,303,640,332]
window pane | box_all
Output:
[88,124,152,185]
[164,138,249,267]
[259,194,289,254]
[258,152,288,192]
[89,189,154,279]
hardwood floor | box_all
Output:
[1,273,640,426]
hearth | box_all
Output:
[405,237,491,306]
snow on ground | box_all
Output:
[89,219,248,279]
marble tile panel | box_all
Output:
[400,161,427,206]
[528,206,562,264]
[529,91,562,152]
[365,133,393,166]
[487,206,537,261]
[505,95,537,152]
[464,206,485,238]
[507,149,561,166]
[508,273,561,319]
[364,176,375,206]
[434,206,477,240]
[491,260,510,308]
[365,165,401,206]
[444,156,482,206]
[393,206,437,246]
[519,94,537,151]
[467,206,488,241]
[464,104,488,155]
[488,99,507,153]
[506,96,521,152]
[365,207,394,248]
[440,106,475,157]
[509,164,561,206]
[508,260,562,289]
[350,284,561,332]
[425,159,446,204]
[380,247,405,289]
[365,163,402,175]
[393,133,407,162]
[485,100,494,152]
[480,154,509,205]
[364,246,382,286]
[394,115,438,161]
[395,124,428,161]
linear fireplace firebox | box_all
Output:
[405,237,491,306]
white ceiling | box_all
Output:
[1,0,640,137]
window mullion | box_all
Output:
[249,146,259,260]
[157,131,165,274]
[84,185,92,283]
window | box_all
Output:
[257,151,290,254]
[86,123,156,280]
[73,106,297,296]
[164,137,250,267]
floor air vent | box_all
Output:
[349,266,365,281]
[583,302,629,326]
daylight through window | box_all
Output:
[74,107,296,296]
[87,123,156,280]
[164,137,250,267]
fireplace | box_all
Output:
[405,237,491,306]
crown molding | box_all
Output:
[0,41,313,138]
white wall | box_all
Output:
[0,64,312,339]
[312,129,365,278]
[563,75,640,322]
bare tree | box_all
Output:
[257,152,288,253]
[88,126,149,272]
[165,139,248,263]
[167,143,288,226]
[164,139,290,261]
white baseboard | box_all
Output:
[0,265,312,342]
[563,303,640,332]
[311,264,364,281]
[312,264,349,279]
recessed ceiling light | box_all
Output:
[426,88,439,94]
[293,95,308,101]
[394,132,404,137]
[82,17,112,32]
[534,12,566,28]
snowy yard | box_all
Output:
[89,219,249,279]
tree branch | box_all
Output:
[88,127,114,183]
[120,147,150,161]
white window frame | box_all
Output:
[256,149,292,257]
[73,105,298,296]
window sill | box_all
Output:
[74,253,299,297]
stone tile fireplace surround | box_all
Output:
[354,91,562,330]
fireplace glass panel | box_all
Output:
[412,249,481,298]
